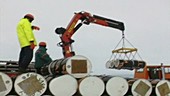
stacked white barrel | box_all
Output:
[131,79,152,96]
[49,74,78,96]
[14,72,47,96]
[106,76,129,96]
[79,76,105,96]
[0,72,13,96]
[155,80,170,96]
[48,55,92,78]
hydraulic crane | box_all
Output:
[55,11,125,58]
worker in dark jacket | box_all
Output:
[35,42,52,74]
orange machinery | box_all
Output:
[55,11,125,58]
[134,64,170,80]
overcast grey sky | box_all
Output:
[0,0,170,75]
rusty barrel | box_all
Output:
[47,55,92,78]
[14,72,47,96]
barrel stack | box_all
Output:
[1,56,170,95]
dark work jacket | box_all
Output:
[35,47,52,68]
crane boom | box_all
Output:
[55,11,125,58]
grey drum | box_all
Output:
[106,59,146,70]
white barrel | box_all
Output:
[131,79,152,96]
[14,72,47,96]
[106,76,129,96]
[0,72,13,96]
[79,76,105,96]
[49,74,78,96]
[155,80,170,96]
[66,55,92,78]
[48,55,92,78]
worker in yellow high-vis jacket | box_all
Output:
[17,14,40,73]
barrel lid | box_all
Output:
[106,76,129,96]
[79,76,105,96]
[49,74,78,96]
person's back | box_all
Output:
[35,42,52,74]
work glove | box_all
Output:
[30,42,35,49]
[32,26,40,30]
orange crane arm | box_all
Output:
[55,11,125,58]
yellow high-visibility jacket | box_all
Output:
[17,18,37,48]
